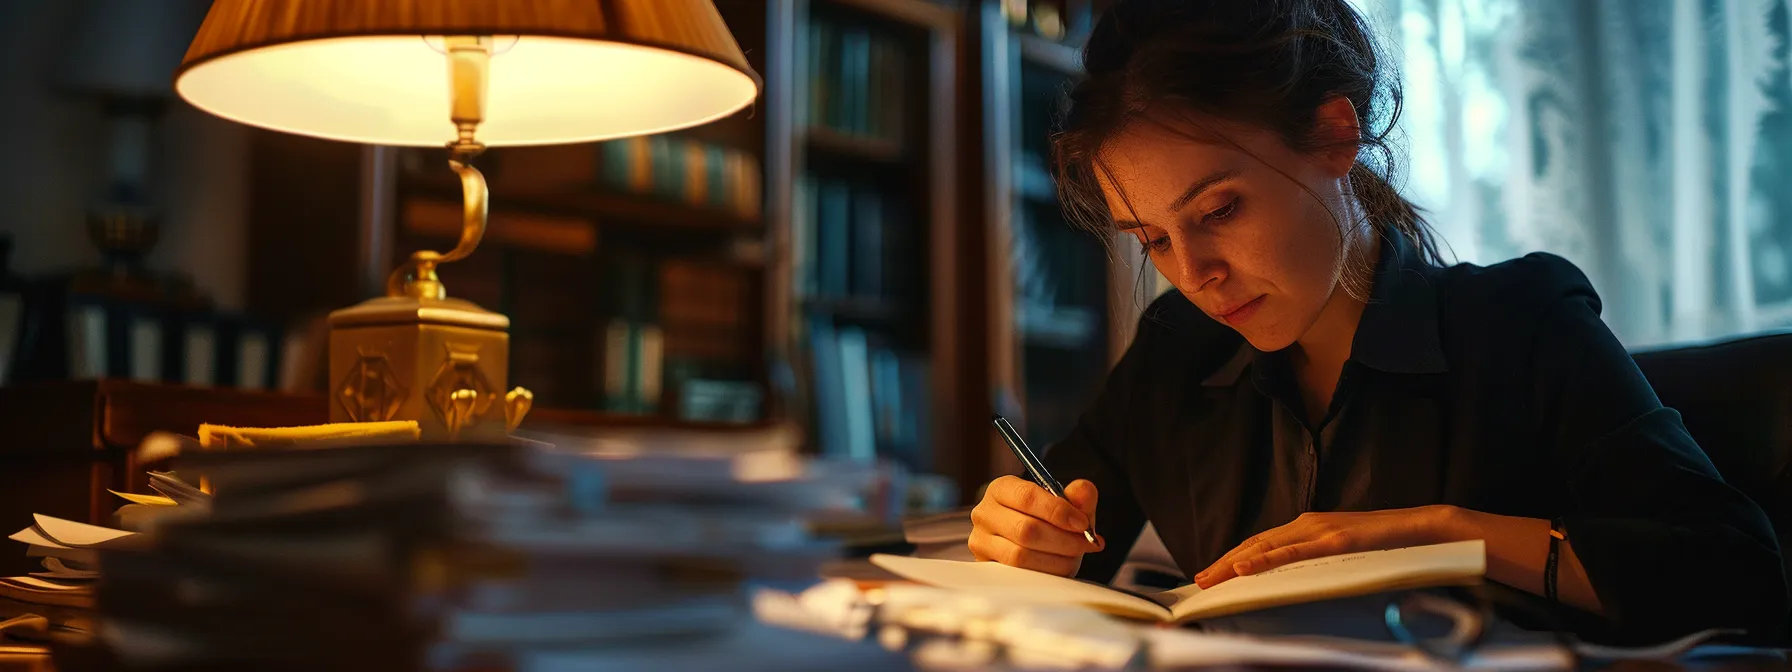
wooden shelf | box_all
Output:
[1017,32,1082,75]
[817,0,959,29]
[525,406,771,432]
[802,295,912,326]
[805,126,907,165]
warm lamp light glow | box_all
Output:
[177,36,757,147]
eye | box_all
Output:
[1140,234,1171,254]
[1204,197,1241,223]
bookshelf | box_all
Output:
[765,0,967,489]
[975,0,1140,477]
[368,0,774,425]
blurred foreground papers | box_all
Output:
[79,439,910,671]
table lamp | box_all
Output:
[172,0,761,440]
[57,0,211,308]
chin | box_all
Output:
[1238,329,1298,353]
[1227,315,1299,352]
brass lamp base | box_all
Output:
[327,294,520,442]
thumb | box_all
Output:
[1063,479,1099,521]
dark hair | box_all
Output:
[1052,0,1444,300]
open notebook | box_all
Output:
[871,539,1484,624]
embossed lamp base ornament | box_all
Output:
[328,293,528,442]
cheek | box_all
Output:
[1233,195,1341,291]
[1227,193,1347,346]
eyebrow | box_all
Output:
[1110,167,1242,231]
[1169,168,1242,212]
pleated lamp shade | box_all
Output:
[173,0,761,146]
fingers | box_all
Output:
[988,476,1090,533]
[1196,528,1289,588]
[1230,534,1353,578]
[1197,537,1283,587]
[970,496,1097,557]
[1063,479,1099,522]
[968,528,1081,577]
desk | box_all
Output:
[0,645,52,672]
[0,381,324,577]
[1,635,1785,671]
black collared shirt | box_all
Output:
[1043,232,1786,644]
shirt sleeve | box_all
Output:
[1534,283,1786,644]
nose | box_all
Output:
[1174,238,1225,293]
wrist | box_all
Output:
[1425,504,1480,543]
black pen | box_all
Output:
[991,414,1098,545]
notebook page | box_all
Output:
[1166,540,1485,622]
[870,554,1171,620]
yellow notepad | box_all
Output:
[871,539,1484,623]
[197,421,420,450]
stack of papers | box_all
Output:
[2,514,141,640]
[79,439,908,669]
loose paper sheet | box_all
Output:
[32,514,137,547]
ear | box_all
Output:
[1311,96,1361,179]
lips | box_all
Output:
[1214,295,1266,326]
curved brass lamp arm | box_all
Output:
[386,35,493,301]
[440,155,488,264]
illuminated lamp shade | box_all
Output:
[172,0,761,146]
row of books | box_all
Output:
[792,176,923,303]
[469,135,765,223]
[5,293,285,390]
[805,16,908,143]
[598,134,764,220]
[807,320,930,473]
[598,254,762,421]
[1010,203,1105,346]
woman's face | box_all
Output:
[1095,107,1362,352]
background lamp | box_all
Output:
[173,0,762,440]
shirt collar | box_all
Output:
[1200,230,1448,388]
[1350,230,1449,375]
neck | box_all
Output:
[1291,225,1381,381]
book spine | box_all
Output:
[793,175,817,297]
[706,145,729,211]
[681,140,707,206]
[836,326,875,463]
[238,329,270,390]
[851,184,884,298]
[66,303,106,380]
[809,19,833,131]
[840,28,871,135]
[626,136,653,194]
[128,314,162,383]
[808,319,848,458]
[816,179,852,297]
[183,322,215,387]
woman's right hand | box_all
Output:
[968,475,1105,577]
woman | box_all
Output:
[968,0,1785,644]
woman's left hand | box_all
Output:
[1194,505,1468,589]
